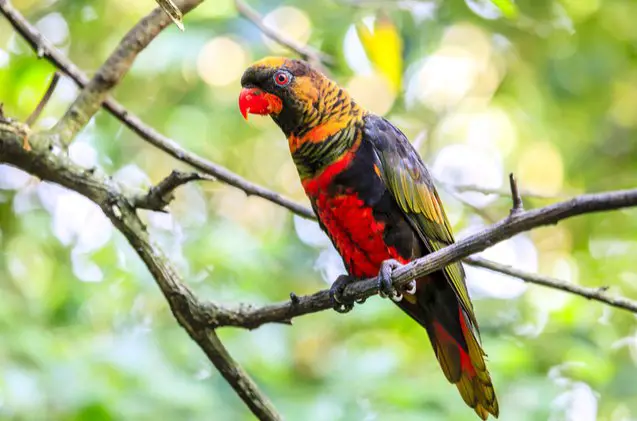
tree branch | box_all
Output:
[234,0,333,67]
[0,119,282,421]
[4,0,633,327]
[203,188,637,329]
[464,256,637,314]
[0,0,315,220]
[50,1,204,144]
[133,170,214,211]
[4,2,637,417]
[1,0,553,220]
[8,0,631,417]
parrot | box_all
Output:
[238,57,499,419]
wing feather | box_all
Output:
[363,114,479,330]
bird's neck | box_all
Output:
[285,89,365,180]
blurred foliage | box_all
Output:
[1,0,637,420]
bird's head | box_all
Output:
[239,57,334,136]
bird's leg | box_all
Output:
[378,259,404,303]
[330,274,356,313]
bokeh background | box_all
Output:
[2,0,637,419]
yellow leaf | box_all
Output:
[356,13,403,93]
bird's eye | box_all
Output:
[274,71,291,86]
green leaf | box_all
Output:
[491,0,519,18]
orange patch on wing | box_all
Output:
[373,164,382,178]
[288,119,351,153]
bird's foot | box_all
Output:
[330,274,358,313]
[378,259,410,303]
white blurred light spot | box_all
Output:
[315,248,346,285]
[407,24,498,111]
[37,184,112,252]
[0,165,31,190]
[432,143,503,208]
[401,1,437,22]
[465,107,518,156]
[294,216,332,248]
[147,210,189,275]
[343,24,373,75]
[262,7,311,54]
[13,185,40,214]
[197,37,248,87]
[149,212,176,231]
[112,164,151,190]
[71,251,103,283]
[0,48,9,68]
[435,106,518,158]
[55,76,80,102]
[414,48,477,110]
[465,0,502,20]
[69,141,98,169]
[515,308,550,338]
[37,117,58,130]
[81,6,98,22]
[346,73,395,116]
[3,368,44,409]
[294,216,347,284]
[551,381,598,421]
[460,227,536,299]
[589,238,637,260]
[35,13,69,46]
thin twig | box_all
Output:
[133,170,214,211]
[508,172,524,215]
[22,71,60,151]
[234,0,333,67]
[0,0,315,220]
[0,119,282,421]
[25,71,60,126]
[464,256,637,313]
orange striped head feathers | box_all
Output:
[239,57,358,137]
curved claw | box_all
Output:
[330,274,356,313]
[390,293,403,302]
[378,259,403,300]
[403,280,417,295]
[334,302,355,313]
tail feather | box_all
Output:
[397,276,499,420]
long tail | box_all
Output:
[397,275,499,420]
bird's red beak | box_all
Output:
[238,87,283,120]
